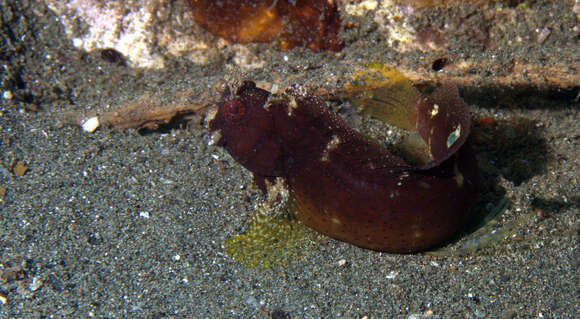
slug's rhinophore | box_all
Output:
[209,75,479,253]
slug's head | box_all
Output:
[208,81,285,176]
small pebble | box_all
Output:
[13,161,28,176]
[29,277,42,291]
[536,27,551,44]
[82,116,100,133]
[386,270,398,279]
[2,91,13,100]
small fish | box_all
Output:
[208,72,479,253]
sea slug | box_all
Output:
[208,77,479,253]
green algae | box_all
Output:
[225,204,316,268]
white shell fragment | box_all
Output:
[81,116,100,133]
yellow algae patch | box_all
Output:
[225,205,315,268]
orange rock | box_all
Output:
[188,0,342,52]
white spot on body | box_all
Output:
[331,217,341,225]
[320,135,341,162]
[263,102,271,110]
[263,95,275,110]
[265,177,290,204]
[293,85,308,97]
[208,129,222,146]
[430,104,439,117]
[287,96,298,116]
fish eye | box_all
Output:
[223,99,246,121]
